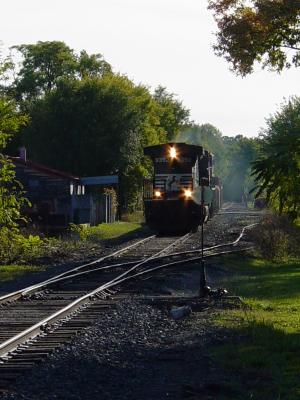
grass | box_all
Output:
[0,221,151,284]
[86,221,150,241]
[0,264,45,284]
[121,211,145,223]
[212,255,300,399]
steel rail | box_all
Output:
[0,224,257,304]
[17,223,256,295]
[0,234,156,305]
[147,223,258,260]
[218,211,266,215]
[0,223,258,357]
[0,232,192,358]
[109,247,255,287]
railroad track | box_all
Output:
[0,206,261,391]
[0,232,195,390]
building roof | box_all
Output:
[81,175,118,185]
[9,157,80,182]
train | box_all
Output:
[143,142,222,233]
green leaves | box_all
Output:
[0,96,28,230]
[251,97,300,215]
[208,0,300,75]
[10,41,112,104]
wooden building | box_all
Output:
[10,150,118,233]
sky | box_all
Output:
[1,0,299,137]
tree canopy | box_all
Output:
[252,97,300,215]
[208,0,300,75]
[7,41,112,103]
[153,86,190,140]
[22,75,166,177]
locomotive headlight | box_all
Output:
[169,146,177,159]
[184,189,192,199]
[154,190,162,198]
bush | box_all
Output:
[250,215,300,261]
[0,228,43,264]
[69,223,89,241]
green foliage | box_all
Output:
[69,221,149,242]
[0,264,44,283]
[176,124,259,201]
[208,0,300,75]
[9,41,112,104]
[77,50,112,78]
[0,228,43,264]
[69,223,89,241]
[21,74,167,209]
[153,86,190,140]
[2,41,191,211]
[252,97,300,216]
[11,41,77,101]
[0,96,28,228]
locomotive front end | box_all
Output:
[143,143,207,233]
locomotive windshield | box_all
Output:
[144,143,204,198]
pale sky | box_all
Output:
[2,0,299,137]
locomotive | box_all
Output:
[143,142,222,233]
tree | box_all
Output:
[208,0,300,75]
[9,41,112,103]
[252,97,300,215]
[153,86,190,140]
[3,42,191,211]
[21,75,169,210]
[12,41,77,100]
[0,96,28,228]
[77,50,112,78]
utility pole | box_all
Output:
[199,179,207,297]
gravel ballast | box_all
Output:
[2,299,223,400]
[0,205,262,399]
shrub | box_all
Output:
[69,223,89,241]
[250,215,300,261]
[0,227,43,264]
